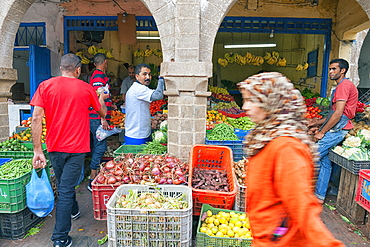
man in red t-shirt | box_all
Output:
[308,58,358,203]
[30,53,108,247]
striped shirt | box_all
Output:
[89,69,113,120]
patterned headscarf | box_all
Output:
[238,72,319,163]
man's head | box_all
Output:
[60,53,81,78]
[93,53,107,71]
[128,65,135,80]
[329,58,349,81]
[135,63,152,86]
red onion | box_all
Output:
[122,176,130,183]
[114,169,123,176]
[96,175,106,184]
[159,178,167,184]
[163,167,170,173]
[107,176,117,184]
[166,178,173,184]
[178,176,186,182]
[152,167,160,176]
[139,163,146,172]
[175,170,184,177]
[105,160,115,170]
[115,176,122,182]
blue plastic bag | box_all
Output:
[26,169,54,217]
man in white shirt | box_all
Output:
[124,63,165,144]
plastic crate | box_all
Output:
[113,145,145,157]
[189,144,237,216]
[205,138,244,161]
[0,143,47,159]
[0,207,43,239]
[0,158,12,167]
[217,110,248,119]
[196,204,252,247]
[355,169,370,212]
[0,162,50,214]
[234,129,250,140]
[234,182,247,212]
[91,178,120,220]
[106,184,193,247]
[329,150,370,175]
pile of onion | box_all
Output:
[94,153,188,185]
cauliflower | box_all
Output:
[332,146,344,155]
[160,120,168,129]
[359,129,370,141]
[343,136,362,148]
[342,147,361,158]
[154,131,165,142]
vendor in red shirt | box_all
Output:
[30,53,108,247]
[308,58,358,203]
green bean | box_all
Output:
[141,141,167,155]
[206,123,239,141]
[0,159,33,179]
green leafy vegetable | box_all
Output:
[98,235,108,245]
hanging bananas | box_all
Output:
[263,52,272,60]
[296,62,309,71]
[106,50,114,59]
[218,58,228,67]
[96,48,107,54]
[88,45,97,55]
[276,57,287,67]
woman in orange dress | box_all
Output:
[238,72,344,247]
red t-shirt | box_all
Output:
[332,79,358,129]
[30,76,102,153]
[89,69,112,120]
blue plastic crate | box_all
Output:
[0,158,12,167]
[205,138,244,161]
[234,129,251,140]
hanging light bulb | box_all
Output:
[270,29,274,38]
[121,11,128,23]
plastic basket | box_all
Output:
[0,207,43,239]
[355,169,370,212]
[0,158,12,167]
[106,184,193,247]
[91,178,120,220]
[234,182,247,212]
[0,143,47,159]
[0,162,50,213]
[205,139,244,161]
[234,129,250,140]
[196,204,252,247]
[189,144,237,216]
[329,150,370,175]
[113,145,145,157]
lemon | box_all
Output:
[237,228,245,236]
[229,217,239,224]
[207,210,213,217]
[233,226,241,233]
[215,231,223,237]
[227,229,235,237]
[213,218,220,226]
[235,233,240,238]
[207,217,214,224]
[200,227,207,233]
[245,232,253,239]
[235,221,243,228]
[238,214,246,221]
[207,223,215,229]
[219,227,228,235]
[244,221,251,229]
[202,223,207,228]
[219,217,227,224]
[211,227,218,234]
[206,229,213,236]
[228,222,235,229]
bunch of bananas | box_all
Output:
[106,50,114,59]
[224,53,236,63]
[76,51,91,64]
[208,85,229,95]
[153,49,163,58]
[235,54,247,65]
[276,57,287,67]
[218,58,229,67]
[133,49,144,57]
[250,55,264,66]
[144,48,153,57]
[97,48,107,54]
[296,62,309,71]
[88,45,98,55]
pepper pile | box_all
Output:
[206,110,227,123]
[150,99,167,116]
[304,97,317,107]
[305,106,322,119]
[110,110,125,128]
[356,101,367,114]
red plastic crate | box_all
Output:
[188,144,237,216]
[91,178,119,220]
[355,169,370,212]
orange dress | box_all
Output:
[246,136,344,247]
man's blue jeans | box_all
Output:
[315,130,348,200]
[49,152,85,241]
[90,119,107,170]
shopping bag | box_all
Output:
[96,125,122,141]
[26,169,54,217]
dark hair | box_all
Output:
[330,59,349,74]
[60,53,81,72]
[93,53,106,65]
[135,63,151,75]
[128,65,135,70]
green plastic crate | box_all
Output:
[196,204,252,247]
[113,145,145,157]
[0,143,47,159]
[0,161,50,214]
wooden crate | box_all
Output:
[336,168,366,224]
